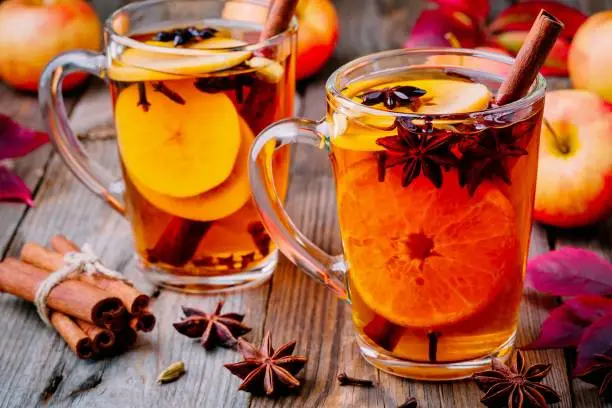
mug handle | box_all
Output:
[39,50,125,215]
[249,118,348,300]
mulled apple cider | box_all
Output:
[332,66,542,370]
[107,21,294,291]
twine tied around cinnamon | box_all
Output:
[34,244,133,326]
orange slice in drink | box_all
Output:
[339,161,518,328]
[115,79,241,197]
[129,115,254,221]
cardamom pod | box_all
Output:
[157,361,186,384]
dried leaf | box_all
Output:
[0,114,48,160]
[576,314,612,375]
[0,165,33,206]
[157,361,186,384]
[525,295,612,349]
[526,248,612,296]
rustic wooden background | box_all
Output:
[1,0,611,407]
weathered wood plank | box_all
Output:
[0,82,78,258]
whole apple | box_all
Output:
[534,90,612,227]
[569,11,612,103]
[0,0,102,92]
[295,0,338,80]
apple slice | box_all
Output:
[115,79,241,197]
[129,116,254,221]
[108,38,251,82]
[333,79,491,151]
[245,56,285,83]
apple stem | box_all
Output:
[543,118,569,154]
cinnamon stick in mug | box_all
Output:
[22,237,150,314]
[0,258,123,326]
[50,311,96,359]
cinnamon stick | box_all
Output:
[496,10,564,105]
[0,258,123,326]
[49,311,95,359]
[259,0,299,41]
[76,319,115,351]
[21,238,149,314]
[130,310,156,333]
[146,219,212,267]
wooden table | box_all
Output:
[1,1,611,406]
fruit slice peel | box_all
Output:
[116,79,241,197]
[340,163,517,328]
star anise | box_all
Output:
[472,350,561,408]
[576,352,612,401]
[153,26,218,46]
[376,117,458,188]
[224,331,307,396]
[173,300,251,349]
[458,128,528,196]
[359,86,427,110]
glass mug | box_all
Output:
[249,48,545,380]
[39,0,296,293]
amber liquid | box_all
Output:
[109,23,293,281]
[330,68,542,367]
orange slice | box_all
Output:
[115,79,241,197]
[129,116,254,221]
[339,161,517,328]
[108,38,251,82]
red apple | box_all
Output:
[295,0,338,80]
[534,90,612,227]
[569,11,612,104]
[0,0,102,92]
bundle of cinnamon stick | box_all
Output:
[0,235,156,359]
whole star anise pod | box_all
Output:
[376,117,458,188]
[472,350,561,408]
[359,86,427,110]
[459,128,528,196]
[576,352,612,401]
[173,300,251,349]
[153,26,218,46]
[224,331,307,396]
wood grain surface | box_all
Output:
[1,0,611,407]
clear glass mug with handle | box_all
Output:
[38,0,296,293]
[249,48,545,380]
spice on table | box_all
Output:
[0,236,156,360]
[472,350,561,407]
[337,372,374,387]
[576,352,612,401]
[224,331,307,396]
[157,361,186,384]
[398,397,418,408]
[173,300,251,349]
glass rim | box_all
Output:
[105,0,297,56]
[326,48,547,120]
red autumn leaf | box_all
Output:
[526,248,612,296]
[525,295,612,350]
[405,5,486,49]
[0,114,48,160]
[0,165,33,206]
[576,314,612,375]
[490,1,587,40]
